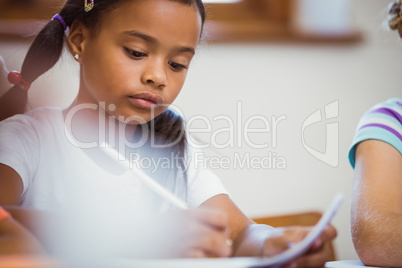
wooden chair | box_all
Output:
[252,211,336,261]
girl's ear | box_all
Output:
[67,21,89,63]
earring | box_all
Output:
[74,54,79,60]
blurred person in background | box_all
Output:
[349,2,402,267]
[0,205,44,255]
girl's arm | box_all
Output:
[201,194,337,266]
[0,164,23,206]
[351,139,402,267]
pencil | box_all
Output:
[101,144,234,251]
[100,144,189,210]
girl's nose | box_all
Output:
[141,60,167,89]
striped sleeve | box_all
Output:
[348,98,402,168]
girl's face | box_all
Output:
[74,0,202,123]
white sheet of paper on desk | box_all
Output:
[111,193,344,268]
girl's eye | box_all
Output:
[168,61,187,71]
[125,48,146,59]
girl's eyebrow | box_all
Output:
[123,30,196,55]
[123,30,157,44]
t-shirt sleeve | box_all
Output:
[0,115,39,200]
[185,144,228,207]
[348,98,402,168]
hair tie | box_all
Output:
[8,71,31,91]
[51,13,67,32]
[85,0,95,12]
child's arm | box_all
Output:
[0,206,45,255]
[351,139,402,267]
[0,164,23,206]
[201,194,337,266]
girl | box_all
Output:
[0,0,336,265]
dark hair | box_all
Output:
[0,0,205,154]
[388,0,402,37]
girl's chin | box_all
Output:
[112,110,166,125]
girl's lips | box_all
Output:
[128,92,164,110]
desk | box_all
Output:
[0,256,373,268]
[0,255,60,268]
[326,260,368,267]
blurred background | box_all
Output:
[0,0,400,261]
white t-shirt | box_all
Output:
[0,107,227,213]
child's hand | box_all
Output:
[148,207,232,258]
[261,225,337,267]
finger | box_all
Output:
[319,224,337,244]
[185,248,208,258]
[190,207,228,230]
[182,218,231,257]
[197,229,232,257]
[283,261,298,268]
[306,242,324,255]
[296,248,330,268]
[261,236,290,257]
[310,224,337,251]
[282,226,310,243]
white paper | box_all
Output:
[105,193,344,268]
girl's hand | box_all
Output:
[144,207,232,258]
[261,225,337,267]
